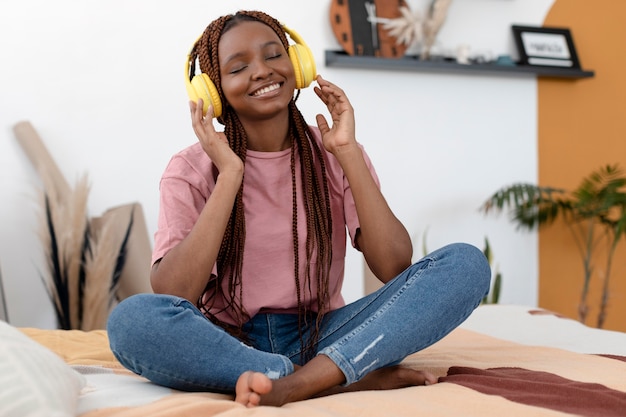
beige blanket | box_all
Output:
[22,326,626,417]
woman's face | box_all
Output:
[218,20,296,122]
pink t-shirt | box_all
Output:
[152,126,380,325]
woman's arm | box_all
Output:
[150,170,242,301]
[314,76,412,283]
[150,100,244,301]
[337,146,412,283]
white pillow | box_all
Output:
[0,320,86,417]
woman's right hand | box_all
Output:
[190,99,243,176]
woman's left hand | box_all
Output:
[314,77,413,281]
[314,75,357,155]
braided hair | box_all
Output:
[190,10,333,359]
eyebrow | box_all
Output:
[222,40,283,65]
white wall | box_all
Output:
[0,0,553,328]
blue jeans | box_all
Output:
[107,243,490,393]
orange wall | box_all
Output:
[539,1,626,331]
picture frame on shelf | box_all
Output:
[512,25,581,69]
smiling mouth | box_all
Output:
[251,83,281,97]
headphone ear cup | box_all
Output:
[188,74,223,118]
[288,44,316,89]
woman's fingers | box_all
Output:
[315,113,330,135]
[315,77,352,119]
[190,99,216,134]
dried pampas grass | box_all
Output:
[38,171,91,330]
[38,173,133,331]
[82,208,134,330]
[15,121,144,331]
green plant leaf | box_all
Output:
[481,183,570,230]
[483,237,492,264]
[482,163,626,326]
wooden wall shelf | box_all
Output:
[325,50,595,79]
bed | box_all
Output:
[3,304,626,417]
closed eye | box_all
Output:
[229,65,247,74]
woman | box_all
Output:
[107,10,490,407]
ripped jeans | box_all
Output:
[107,243,490,393]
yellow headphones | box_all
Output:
[185,24,316,118]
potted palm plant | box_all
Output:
[481,164,626,328]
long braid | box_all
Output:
[195,14,250,335]
[292,103,333,358]
[194,11,333,357]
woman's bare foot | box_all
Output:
[234,371,273,407]
[342,366,438,392]
[234,355,345,407]
[234,359,437,407]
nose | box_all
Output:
[250,58,273,80]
